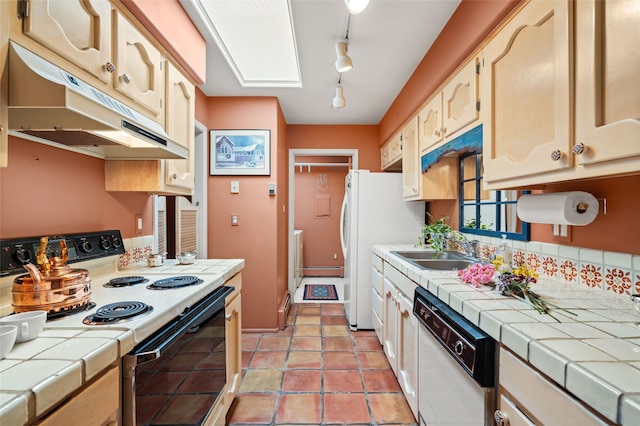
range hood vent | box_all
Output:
[8,42,188,160]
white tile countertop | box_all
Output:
[0,258,245,426]
[373,244,640,426]
[0,328,134,426]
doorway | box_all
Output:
[287,149,359,298]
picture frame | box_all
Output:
[209,129,271,176]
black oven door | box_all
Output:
[122,286,234,426]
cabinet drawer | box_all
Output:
[372,306,383,344]
[371,266,383,297]
[372,253,383,272]
[497,394,535,426]
[371,286,383,318]
[499,347,608,425]
[384,264,416,302]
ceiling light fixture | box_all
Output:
[344,0,369,14]
[332,78,346,109]
[335,41,353,73]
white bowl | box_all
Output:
[0,311,47,343]
[0,325,18,359]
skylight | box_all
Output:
[195,0,302,88]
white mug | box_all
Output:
[0,311,47,343]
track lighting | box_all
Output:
[344,0,369,14]
[334,41,352,73]
[332,84,346,109]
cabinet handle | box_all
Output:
[572,142,587,155]
[120,73,131,84]
[494,410,509,426]
[441,126,446,135]
[550,149,563,161]
[103,62,116,73]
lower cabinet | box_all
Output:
[382,263,419,419]
[37,364,120,426]
[496,346,610,426]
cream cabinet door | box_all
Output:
[574,0,640,168]
[382,278,398,374]
[20,0,113,85]
[418,94,443,154]
[113,10,164,121]
[482,0,572,187]
[401,117,420,199]
[1,0,8,168]
[381,131,402,170]
[442,57,479,141]
[397,291,418,419]
[164,61,195,191]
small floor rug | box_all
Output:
[303,284,338,301]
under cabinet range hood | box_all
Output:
[7,42,188,160]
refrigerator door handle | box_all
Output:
[339,192,348,259]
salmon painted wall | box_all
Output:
[121,0,206,84]
[204,97,285,331]
[287,125,381,171]
[379,0,520,144]
[294,165,348,274]
[0,137,153,238]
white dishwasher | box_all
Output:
[413,286,496,426]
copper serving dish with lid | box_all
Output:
[12,237,92,314]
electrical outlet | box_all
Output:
[135,214,143,234]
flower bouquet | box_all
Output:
[458,257,574,322]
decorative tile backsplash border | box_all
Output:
[462,234,640,298]
[119,235,154,269]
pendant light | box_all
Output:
[332,84,346,109]
[344,0,369,14]
[334,41,352,73]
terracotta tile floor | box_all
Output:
[227,303,417,425]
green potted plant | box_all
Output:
[417,214,461,254]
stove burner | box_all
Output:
[82,301,153,325]
[47,302,97,321]
[103,276,149,288]
[147,275,203,290]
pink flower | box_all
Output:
[458,263,496,287]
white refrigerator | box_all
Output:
[340,170,424,330]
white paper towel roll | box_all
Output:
[516,191,599,225]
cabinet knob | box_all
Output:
[494,410,509,426]
[170,172,177,180]
[225,313,232,321]
[0,124,3,135]
[103,62,116,73]
[441,126,446,135]
[120,73,131,84]
[572,142,587,155]
[434,129,440,136]
[550,149,563,161]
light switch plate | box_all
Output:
[268,183,276,195]
[231,181,239,194]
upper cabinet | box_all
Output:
[401,117,420,199]
[10,0,166,124]
[481,0,573,189]
[19,0,113,85]
[113,9,165,122]
[381,131,402,171]
[482,0,640,189]
[419,57,480,154]
[574,0,640,169]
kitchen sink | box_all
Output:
[390,250,477,271]
[410,259,475,270]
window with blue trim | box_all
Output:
[458,151,530,241]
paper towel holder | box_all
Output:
[551,197,606,237]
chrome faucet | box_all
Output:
[458,237,480,258]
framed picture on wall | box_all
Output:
[209,129,271,176]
